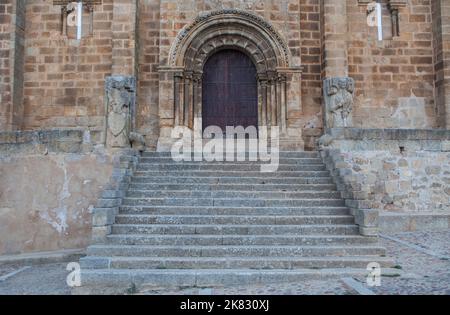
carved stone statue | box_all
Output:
[105,76,136,148]
[323,77,355,128]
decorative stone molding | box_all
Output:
[169,9,290,68]
[105,76,136,148]
[323,77,355,129]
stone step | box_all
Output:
[136,163,327,171]
[131,176,334,185]
[119,206,351,216]
[128,183,338,192]
[111,224,360,235]
[81,256,393,270]
[105,234,377,246]
[132,170,331,178]
[141,151,320,158]
[121,197,345,207]
[78,268,401,293]
[125,190,342,199]
[138,157,324,165]
[114,214,354,225]
[86,245,386,258]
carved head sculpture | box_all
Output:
[107,81,132,115]
[109,89,131,113]
[326,77,354,97]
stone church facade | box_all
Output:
[0,0,449,264]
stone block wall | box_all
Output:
[22,0,114,130]
[300,0,323,150]
[321,129,450,232]
[347,0,437,129]
[0,0,25,131]
[0,0,13,130]
[0,0,449,147]
[432,0,450,129]
[137,0,161,149]
[0,130,114,255]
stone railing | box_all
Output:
[319,128,450,236]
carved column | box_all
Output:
[267,71,277,127]
[173,71,184,127]
[184,71,194,129]
[278,74,287,134]
[258,75,268,127]
[323,77,355,129]
[105,76,136,148]
[193,72,203,122]
[388,0,406,37]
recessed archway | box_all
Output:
[157,9,304,151]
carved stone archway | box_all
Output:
[157,9,304,151]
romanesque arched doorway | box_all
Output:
[202,49,258,132]
[157,9,304,151]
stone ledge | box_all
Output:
[0,129,104,155]
[327,128,450,141]
[379,212,450,233]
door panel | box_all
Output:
[202,49,258,132]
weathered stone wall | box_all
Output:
[321,128,450,234]
[322,129,450,213]
[22,0,114,130]
[347,1,437,129]
[0,130,113,255]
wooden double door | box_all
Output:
[202,49,258,132]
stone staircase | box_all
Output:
[79,151,393,291]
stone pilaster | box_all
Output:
[0,0,25,131]
[322,0,349,78]
[432,0,450,129]
[111,0,138,76]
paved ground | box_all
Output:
[0,230,449,295]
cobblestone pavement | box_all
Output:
[0,230,448,295]
[356,231,450,295]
